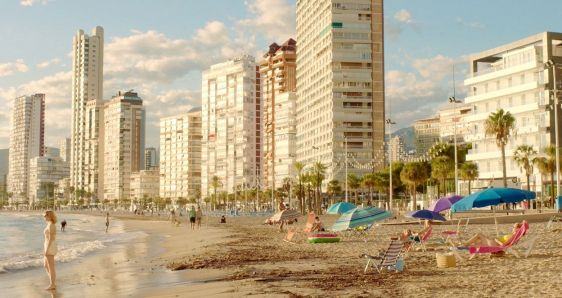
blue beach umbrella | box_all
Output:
[407,209,447,222]
[451,188,536,212]
[331,207,392,231]
[451,187,536,235]
[327,202,356,214]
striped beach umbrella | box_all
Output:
[270,209,300,222]
[327,202,356,214]
[331,207,392,231]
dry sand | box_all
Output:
[3,211,562,297]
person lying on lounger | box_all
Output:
[464,222,523,246]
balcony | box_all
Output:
[465,60,538,85]
[465,81,540,104]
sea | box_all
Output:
[0,212,143,274]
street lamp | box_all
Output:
[449,96,462,195]
[386,118,396,210]
[545,60,562,210]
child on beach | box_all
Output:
[105,213,110,233]
[189,206,196,230]
[61,219,67,232]
[196,206,203,229]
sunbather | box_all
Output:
[310,216,325,232]
[464,222,523,247]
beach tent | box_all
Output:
[327,202,356,214]
[331,207,392,231]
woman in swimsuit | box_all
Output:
[43,210,58,291]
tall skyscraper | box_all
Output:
[59,138,71,162]
[70,26,104,198]
[8,94,45,203]
[159,107,202,201]
[201,56,261,198]
[296,0,385,185]
[144,147,159,170]
[260,38,297,191]
[102,91,145,202]
[464,32,562,190]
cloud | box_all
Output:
[456,17,485,29]
[386,55,467,130]
[394,9,413,24]
[237,0,296,43]
[20,0,49,6]
[0,59,29,77]
[37,58,61,69]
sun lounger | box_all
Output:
[362,238,404,273]
[451,221,533,260]
[441,218,470,244]
[283,212,317,243]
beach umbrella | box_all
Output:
[270,209,300,222]
[451,187,536,235]
[331,207,392,231]
[407,209,447,222]
[327,202,356,214]
[428,195,463,213]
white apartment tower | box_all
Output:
[201,56,261,198]
[59,138,71,162]
[144,147,158,170]
[259,38,297,191]
[28,156,70,204]
[296,0,385,184]
[159,107,202,201]
[70,26,104,198]
[8,94,45,203]
[102,91,145,202]
[464,32,562,190]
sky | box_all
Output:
[1,0,562,149]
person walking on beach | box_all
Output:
[196,206,203,229]
[189,206,196,230]
[43,210,58,291]
[105,212,110,233]
[60,219,67,232]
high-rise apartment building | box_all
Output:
[0,149,8,194]
[130,169,159,201]
[159,107,202,201]
[438,103,472,145]
[28,156,70,203]
[102,91,145,202]
[59,138,71,162]
[464,32,562,190]
[296,0,385,185]
[44,147,60,158]
[259,38,297,190]
[414,116,440,157]
[201,56,261,198]
[70,26,104,199]
[389,136,405,162]
[144,147,159,170]
[8,94,45,203]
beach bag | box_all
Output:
[395,257,405,272]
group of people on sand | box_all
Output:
[168,206,203,228]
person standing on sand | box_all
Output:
[43,210,58,291]
[189,206,196,230]
[61,219,67,232]
[196,206,203,229]
[105,212,110,233]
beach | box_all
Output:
[1,211,561,297]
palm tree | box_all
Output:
[534,145,557,206]
[459,162,479,194]
[431,156,454,196]
[513,145,537,191]
[312,162,327,214]
[294,162,306,214]
[347,174,361,205]
[484,109,516,187]
[400,161,429,210]
[326,180,342,205]
[211,176,221,210]
[361,174,376,206]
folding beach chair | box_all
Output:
[407,226,433,252]
[441,218,470,244]
[451,221,534,260]
[282,212,316,243]
[362,238,404,273]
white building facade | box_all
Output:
[28,156,70,204]
[144,147,158,170]
[201,56,261,198]
[59,138,71,162]
[102,91,145,202]
[464,32,562,191]
[296,0,385,184]
[70,26,104,200]
[159,108,202,201]
[8,94,45,203]
[130,170,160,201]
